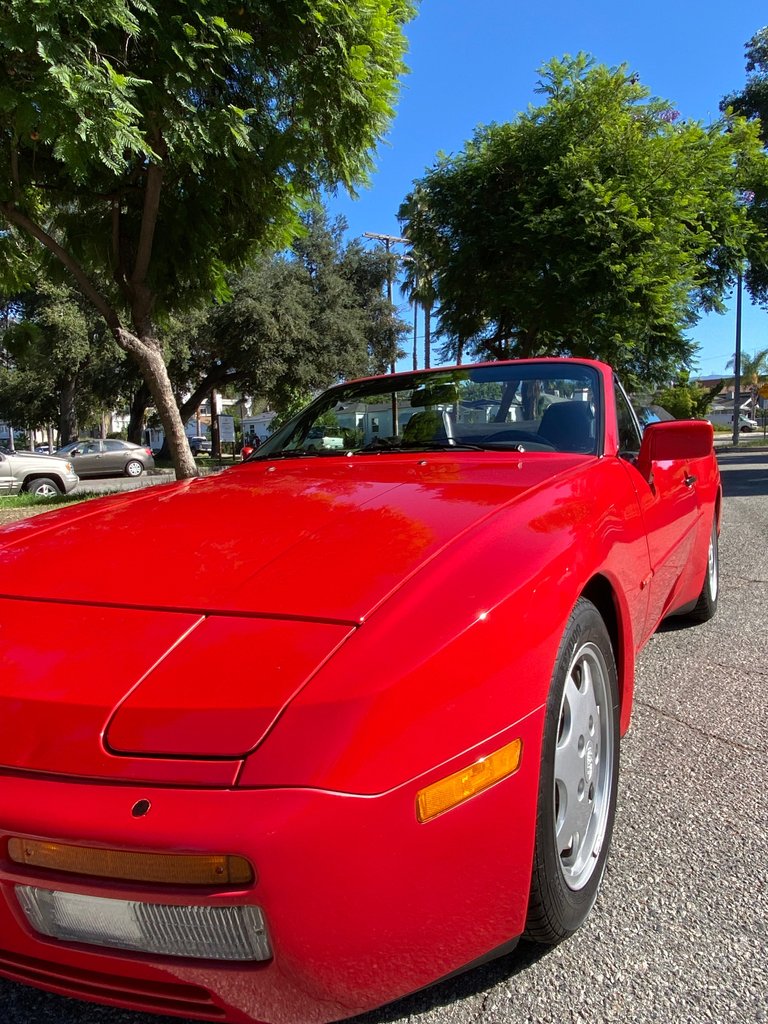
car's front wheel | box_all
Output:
[24,477,62,498]
[124,460,144,477]
[525,598,619,944]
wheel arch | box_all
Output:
[580,573,635,735]
[23,473,64,491]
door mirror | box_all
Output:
[637,420,713,482]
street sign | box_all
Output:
[219,415,236,442]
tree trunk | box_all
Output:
[424,304,431,369]
[210,389,221,458]
[119,330,197,479]
[0,194,196,477]
[127,382,152,445]
[59,375,78,445]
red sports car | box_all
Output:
[0,359,720,1024]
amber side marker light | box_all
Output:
[7,839,253,886]
[416,739,523,823]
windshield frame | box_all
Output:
[252,360,604,461]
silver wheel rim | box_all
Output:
[126,461,142,476]
[35,484,57,498]
[707,526,718,601]
[554,640,614,891]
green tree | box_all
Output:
[188,211,408,423]
[0,0,416,477]
[722,28,768,138]
[0,281,129,443]
[726,346,768,416]
[401,55,768,387]
[399,187,437,368]
[653,373,725,420]
[721,28,768,305]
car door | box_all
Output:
[614,382,700,637]
[102,440,128,474]
[70,440,104,477]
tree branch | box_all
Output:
[179,366,240,424]
[132,149,165,287]
[111,197,121,273]
[0,202,123,333]
[9,144,21,202]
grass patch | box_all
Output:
[0,491,104,510]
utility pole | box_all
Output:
[732,269,743,447]
[364,232,408,373]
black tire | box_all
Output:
[682,519,719,624]
[525,598,620,944]
[24,477,62,498]
[124,459,144,477]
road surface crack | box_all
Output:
[634,697,762,756]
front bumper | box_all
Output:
[61,470,79,494]
[0,715,542,1024]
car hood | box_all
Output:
[0,453,586,621]
[4,451,71,469]
[0,453,588,781]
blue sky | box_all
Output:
[326,0,768,376]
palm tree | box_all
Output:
[726,347,768,417]
[399,187,439,370]
[400,254,437,370]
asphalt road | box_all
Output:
[3,448,767,1024]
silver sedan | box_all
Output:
[55,439,155,478]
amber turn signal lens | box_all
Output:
[7,839,253,886]
[416,738,523,823]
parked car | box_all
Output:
[0,359,720,1024]
[34,444,54,454]
[189,435,213,456]
[55,438,154,477]
[0,446,78,497]
[707,409,759,432]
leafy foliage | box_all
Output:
[653,373,724,420]
[726,345,768,416]
[0,0,416,474]
[722,28,768,139]
[187,209,408,419]
[401,55,768,387]
[721,28,768,305]
[0,281,132,441]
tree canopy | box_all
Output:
[0,281,132,442]
[0,0,416,475]
[400,55,768,387]
[722,28,768,140]
[721,27,768,305]
[166,209,409,429]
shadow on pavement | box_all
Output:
[717,451,768,498]
[349,941,549,1024]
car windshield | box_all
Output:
[254,362,601,460]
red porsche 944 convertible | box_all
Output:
[0,359,720,1024]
